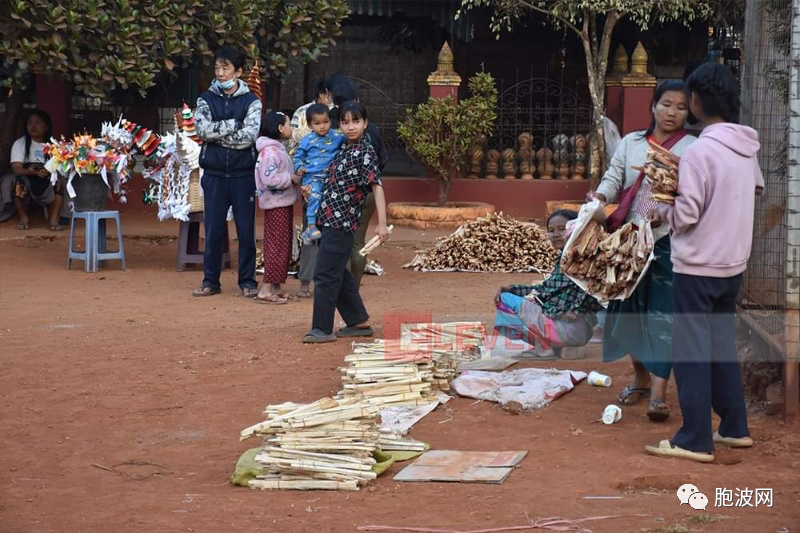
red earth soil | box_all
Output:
[1,213,798,533]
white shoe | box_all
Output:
[713,431,753,448]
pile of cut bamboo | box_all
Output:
[341,340,438,405]
[400,322,485,389]
[241,397,380,491]
[402,213,558,272]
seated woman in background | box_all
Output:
[493,209,602,359]
[11,110,64,231]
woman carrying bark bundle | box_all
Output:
[588,81,696,421]
[492,210,602,359]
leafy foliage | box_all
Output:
[398,72,498,185]
[0,0,349,96]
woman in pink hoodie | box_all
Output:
[254,111,300,304]
[646,63,764,463]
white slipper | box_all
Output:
[645,439,715,463]
[713,431,754,448]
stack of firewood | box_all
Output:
[402,213,558,272]
[400,322,485,389]
[562,220,652,301]
[643,139,681,204]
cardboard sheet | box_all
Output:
[394,450,527,484]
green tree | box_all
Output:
[398,71,498,206]
[459,0,710,186]
[0,0,349,170]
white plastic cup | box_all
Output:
[588,371,612,387]
[602,404,623,425]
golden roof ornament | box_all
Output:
[621,41,656,88]
[427,41,462,87]
[606,45,628,86]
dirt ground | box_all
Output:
[1,212,798,533]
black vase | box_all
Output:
[71,174,110,212]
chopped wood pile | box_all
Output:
[241,326,480,491]
[562,220,653,301]
[643,139,681,204]
[402,213,559,272]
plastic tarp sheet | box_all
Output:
[452,368,587,410]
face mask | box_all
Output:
[217,79,236,91]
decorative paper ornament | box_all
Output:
[247,61,263,100]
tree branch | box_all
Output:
[516,0,582,36]
[596,10,620,87]
[589,12,598,63]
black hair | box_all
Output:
[547,209,578,227]
[305,103,330,123]
[24,109,52,160]
[260,111,288,140]
[214,45,246,71]
[683,59,706,81]
[339,101,368,123]
[686,62,740,124]
[682,60,706,125]
[640,80,687,139]
[328,73,359,107]
[312,77,332,102]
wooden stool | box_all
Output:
[176,211,231,272]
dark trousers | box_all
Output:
[201,173,256,290]
[312,227,369,335]
[671,272,749,453]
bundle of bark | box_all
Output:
[562,220,652,301]
[643,139,681,204]
[402,213,559,272]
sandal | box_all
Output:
[276,290,298,302]
[645,440,715,463]
[513,348,560,361]
[303,328,337,344]
[255,292,288,305]
[336,325,374,338]
[241,287,259,299]
[192,286,221,297]
[16,221,29,230]
[296,287,313,298]
[647,400,671,422]
[617,385,651,406]
[50,224,65,232]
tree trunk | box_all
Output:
[437,178,450,207]
[0,87,25,173]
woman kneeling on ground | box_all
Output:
[493,209,602,359]
[11,110,65,231]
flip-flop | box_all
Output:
[255,292,288,305]
[645,440,715,463]
[16,222,29,230]
[296,288,313,298]
[192,286,221,297]
[50,224,65,232]
[336,325,374,338]
[303,328,337,344]
[647,400,671,422]
[617,385,651,406]
[713,431,754,448]
[241,287,259,299]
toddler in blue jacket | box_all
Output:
[293,103,345,243]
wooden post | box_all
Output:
[785,0,800,420]
[427,42,462,101]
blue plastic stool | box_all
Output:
[67,210,126,272]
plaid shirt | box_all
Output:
[507,254,602,320]
[318,138,381,234]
